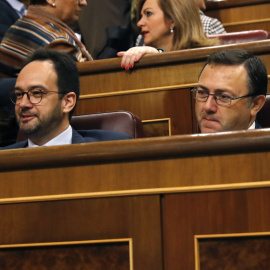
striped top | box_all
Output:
[0,14,84,77]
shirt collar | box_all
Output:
[248,121,255,130]
[7,0,27,16]
[28,125,73,147]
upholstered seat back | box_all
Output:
[70,111,144,138]
[17,111,144,142]
[209,30,270,45]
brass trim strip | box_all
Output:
[79,77,270,100]
[194,235,200,270]
[129,238,134,270]
[1,180,270,205]
[195,231,270,239]
[0,238,132,249]
[142,118,170,123]
[79,83,196,100]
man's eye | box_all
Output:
[197,90,208,96]
[219,94,231,100]
[31,90,43,97]
[15,92,23,98]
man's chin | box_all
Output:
[19,124,39,135]
[200,127,220,133]
[200,122,222,133]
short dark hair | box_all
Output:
[200,49,268,96]
[26,49,80,118]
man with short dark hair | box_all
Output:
[2,49,131,149]
[193,49,267,133]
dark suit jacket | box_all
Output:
[1,129,132,150]
[255,121,262,129]
[78,0,133,59]
[0,0,20,43]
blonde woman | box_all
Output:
[118,0,218,70]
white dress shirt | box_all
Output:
[28,125,73,147]
[248,121,255,130]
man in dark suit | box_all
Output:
[0,0,27,42]
[192,49,267,133]
[2,49,131,149]
[78,0,135,59]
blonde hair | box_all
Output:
[137,0,219,51]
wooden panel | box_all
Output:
[76,88,193,135]
[205,2,270,33]
[79,62,203,94]
[2,129,270,201]
[206,3,270,23]
[142,118,171,137]
[0,196,162,270]
[0,240,131,270]
[162,188,270,270]
[197,234,270,270]
[2,130,270,269]
[224,21,270,33]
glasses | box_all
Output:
[191,87,255,107]
[10,88,62,105]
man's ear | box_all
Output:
[250,95,266,117]
[62,92,76,114]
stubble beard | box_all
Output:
[16,101,63,140]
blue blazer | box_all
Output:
[0,0,20,43]
[1,129,132,150]
[255,121,262,129]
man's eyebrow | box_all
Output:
[197,85,209,91]
[13,85,47,91]
[197,85,234,95]
[214,89,235,96]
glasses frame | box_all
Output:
[191,87,256,107]
[10,89,62,105]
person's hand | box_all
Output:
[117,46,160,70]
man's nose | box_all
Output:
[17,93,32,107]
[202,95,218,112]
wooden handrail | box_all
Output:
[78,40,270,75]
[1,128,270,171]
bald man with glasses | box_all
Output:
[193,49,267,133]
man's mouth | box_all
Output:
[201,117,220,129]
[203,117,219,122]
[20,114,35,122]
